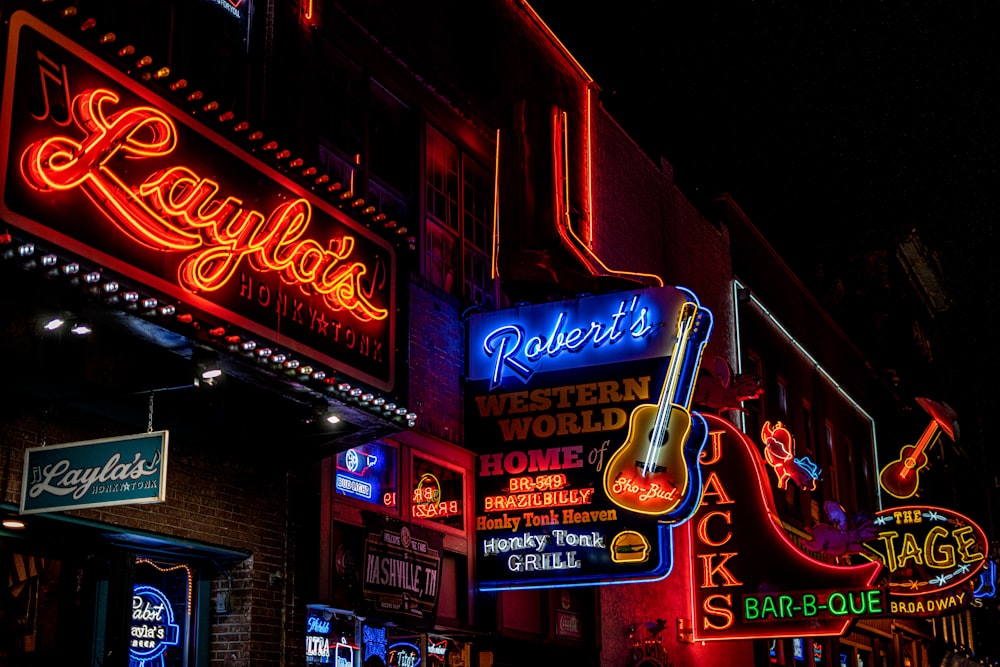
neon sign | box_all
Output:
[468,288,692,388]
[469,287,713,589]
[859,504,986,616]
[760,421,821,491]
[335,442,396,508]
[0,11,398,391]
[130,584,181,667]
[362,624,387,664]
[742,588,883,622]
[478,294,655,389]
[688,414,882,640]
[388,642,421,667]
[412,472,460,519]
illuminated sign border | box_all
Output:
[862,504,987,614]
[0,11,399,393]
[469,286,713,590]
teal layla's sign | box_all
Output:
[19,431,168,514]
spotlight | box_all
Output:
[70,323,92,335]
[44,317,65,331]
[324,413,341,425]
[2,518,26,530]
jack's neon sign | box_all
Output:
[688,414,882,640]
[0,11,398,391]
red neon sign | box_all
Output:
[860,505,986,616]
[1,11,398,391]
[688,414,881,640]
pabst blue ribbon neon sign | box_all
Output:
[130,584,181,667]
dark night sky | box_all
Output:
[524,1,1000,492]
[528,1,998,432]
[527,2,996,276]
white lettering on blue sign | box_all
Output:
[481,295,654,388]
[29,450,161,501]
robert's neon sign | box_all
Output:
[0,11,397,390]
[480,295,654,388]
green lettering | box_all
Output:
[802,593,817,617]
[779,595,794,618]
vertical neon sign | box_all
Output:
[130,584,181,667]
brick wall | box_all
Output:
[0,408,296,667]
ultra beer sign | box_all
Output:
[0,11,399,393]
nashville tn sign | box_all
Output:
[0,11,398,392]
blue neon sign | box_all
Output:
[129,584,181,667]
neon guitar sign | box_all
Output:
[603,301,708,515]
[879,397,959,500]
[0,11,398,390]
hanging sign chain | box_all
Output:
[148,391,155,433]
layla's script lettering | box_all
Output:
[29,450,161,500]
[20,87,386,322]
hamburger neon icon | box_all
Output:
[611,530,650,563]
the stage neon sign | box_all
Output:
[860,504,986,616]
[0,11,398,391]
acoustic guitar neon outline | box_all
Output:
[878,397,959,500]
[603,301,704,515]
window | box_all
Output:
[776,375,788,420]
[317,57,417,229]
[824,421,840,503]
[742,351,763,436]
[425,125,496,308]
[801,401,815,455]
[410,454,465,533]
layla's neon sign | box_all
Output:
[20,93,385,321]
[0,11,398,390]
